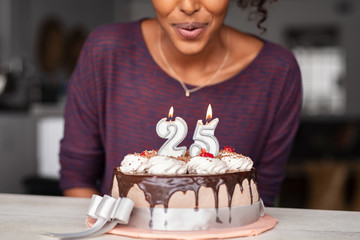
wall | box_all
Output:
[0,114,36,193]
[0,0,116,62]
[0,0,12,61]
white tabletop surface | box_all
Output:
[0,193,359,240]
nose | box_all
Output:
[179,0,200,15]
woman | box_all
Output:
[60,0,302,207]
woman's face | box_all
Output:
[152,0,230,55]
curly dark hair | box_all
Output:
[237,0,278,32]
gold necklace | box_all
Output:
[157,26,230,97]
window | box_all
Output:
[286,26,346,116]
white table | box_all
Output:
[0,193,359,239]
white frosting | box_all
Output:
[120,154,149,173]
[137,155,187,175]
[187,156,228,175]
[120,150,253,175]
[220,151,253,171]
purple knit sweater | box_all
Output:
[60,20,302,206]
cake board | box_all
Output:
[86,214,277,239]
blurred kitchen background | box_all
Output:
[0,0,359,210]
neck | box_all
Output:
[159,26,229,85]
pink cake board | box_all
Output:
[86,214,277,239]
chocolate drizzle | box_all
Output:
[113,167,258,227]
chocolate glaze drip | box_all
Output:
[112,167,258,226]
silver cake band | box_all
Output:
[128,199,265,231]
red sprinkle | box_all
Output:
[223,146,235,152]
[140,151,147,156]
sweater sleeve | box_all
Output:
[257,54,302,206]
[59,31,105,191]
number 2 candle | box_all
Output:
[156,106,188,157]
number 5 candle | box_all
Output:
[156,106,188,157]
[190,104,220,157]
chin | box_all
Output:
[173,40,207,56]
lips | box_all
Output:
[173,22,208,40]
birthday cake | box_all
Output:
[110,105,264,231]
[110,147,264,231]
